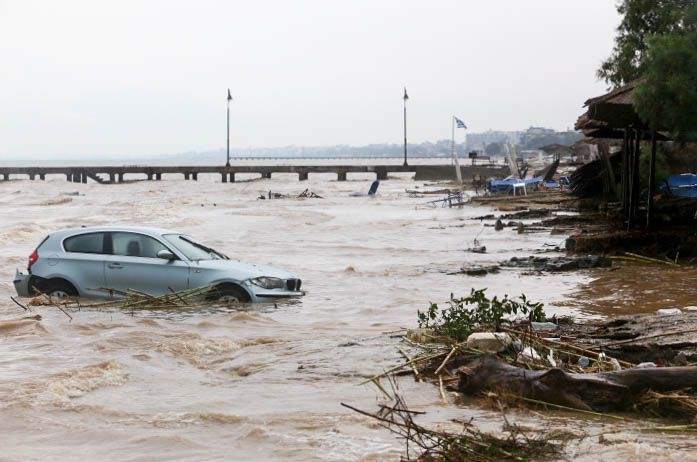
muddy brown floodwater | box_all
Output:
[1,172,695,461]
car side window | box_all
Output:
[64,232,106,254]
[112,232,168,259]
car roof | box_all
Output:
[49,226,181,238]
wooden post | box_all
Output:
[647,130,657,228]
[221,172,228,183]
[630,129,642,227]
[337,171,347,181]
[229,172,235,183]
[156,173,162,181]
[184,173,190,180]
[621,129,629,215]
[192,172,198,181]
[627,129,636,228]
[299,171,308,181]
[39,173,45,180]
[81,173,87,183]
[599,143,616,200]
[109,173,116,183]
[118,173,124,183]
[147,173,153,181]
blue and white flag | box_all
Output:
[454,117,467,129]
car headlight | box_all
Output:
[249,276,285,290]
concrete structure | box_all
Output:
[0,164,509,184]
[413,164,510,181]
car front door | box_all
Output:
[60,232,109,298]
[103,232,190,296]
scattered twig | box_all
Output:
[10,296,28,312]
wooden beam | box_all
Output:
[647,130,657,228]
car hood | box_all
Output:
[189,259,297,279]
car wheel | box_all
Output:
[44,280,78,300]
[207,284,251,303]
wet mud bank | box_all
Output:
[349,188,697,461]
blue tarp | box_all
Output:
[662,174,697,198]
[487,177,543,194]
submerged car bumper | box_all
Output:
[13,270,32,297]
[249,289,305,302]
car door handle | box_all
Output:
[107,263,123,269]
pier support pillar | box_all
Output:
[376,168,388,180]
[221,173,228,183]
[118,173,124,183]
[2,174,8,181]
[299,172,308,181]
[72,173,80,183]
[192,172,198,181]
[337,171,347,181]
[230,172,235,183]
[109,173,116,183]
[262,172,272,179]
[39,174,45,180]
[184,173,190,180]
[147,173,153,181]
[156,173,162,181]
[29,174,35,181]
[81,173,87,184]
[66,173,72,182]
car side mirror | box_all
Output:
[156,250,176,260]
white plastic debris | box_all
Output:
[608,358,622,371]
[635,362,657,369]
[578,356,590,368]
[657,308,682,316]
[546,350,557,367]
[466,332,512,353]
[518,346,541,363]
[684,306,697,312]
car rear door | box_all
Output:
[103,232,190,296]
[60,232,109,298]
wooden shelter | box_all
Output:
[575,80,669,228]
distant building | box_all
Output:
[466,127,583,155]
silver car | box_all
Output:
[13,226,303,303]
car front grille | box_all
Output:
[286,278,302,291]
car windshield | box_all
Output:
[163,234,227,261]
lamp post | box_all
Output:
[403,87,409,167]
[226,89,232,167]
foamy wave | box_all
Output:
[155,336,241,367]
[147,411,248,428]
[38,360,128,405]
[0,317,47,336]
[38,196,73,206]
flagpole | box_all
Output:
[403,89,408,167]
[226,92,230,167]
[452,116,462,184]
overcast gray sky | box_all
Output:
[0,0,620,158]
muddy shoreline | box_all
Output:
[352,188,697,461]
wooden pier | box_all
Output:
[0,164,509,184]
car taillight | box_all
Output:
[28,249,39,271]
